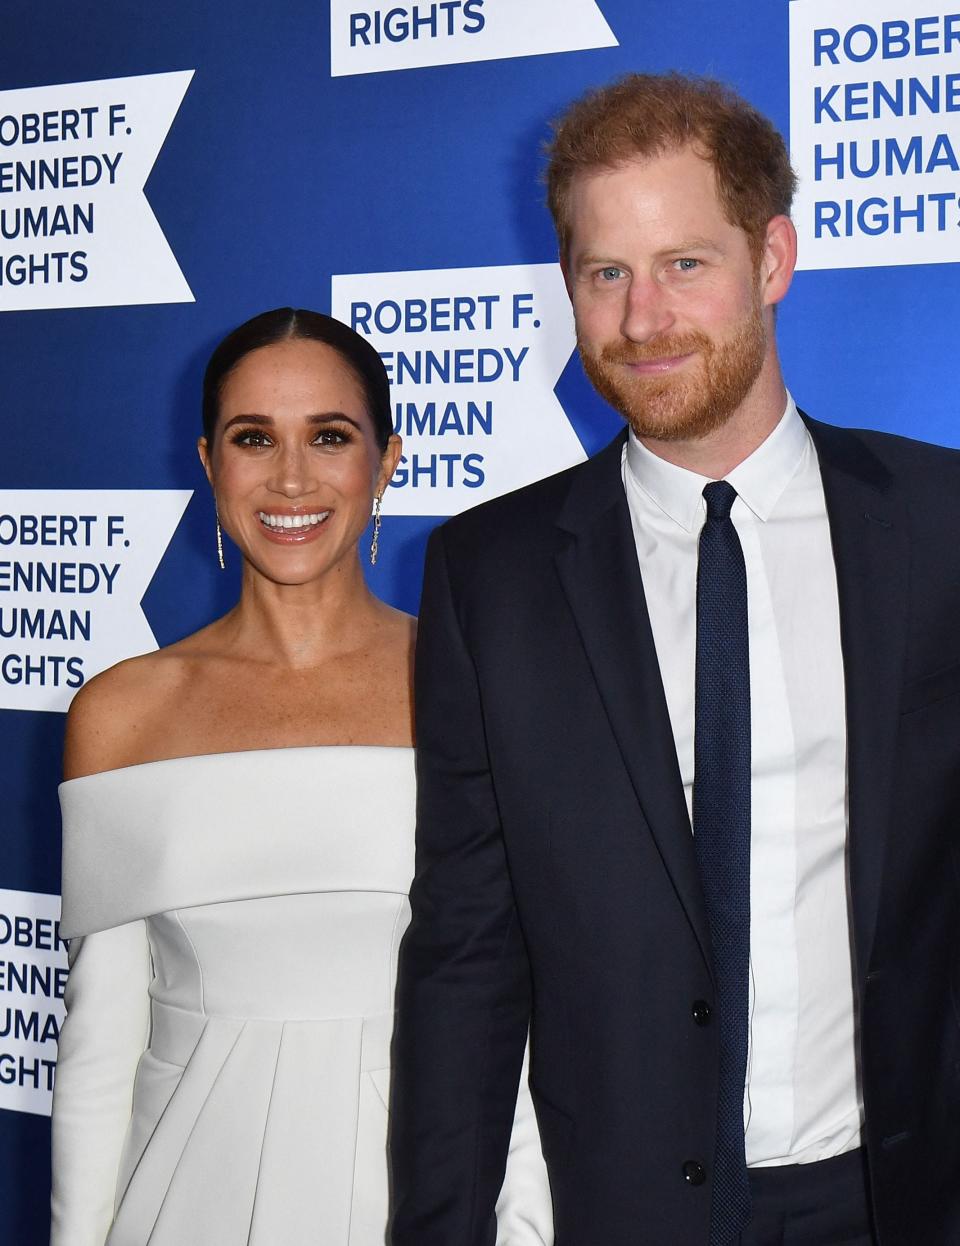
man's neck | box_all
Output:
[638,370,789,480]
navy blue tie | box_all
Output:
[693,481,752,1244]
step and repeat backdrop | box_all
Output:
[2,0,958,1238]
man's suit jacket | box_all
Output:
[390,416,960,1246]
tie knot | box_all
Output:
[702,479,737,522]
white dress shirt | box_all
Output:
[621,397,863,1166]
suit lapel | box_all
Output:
[805,416,909,986]
[554,434,713,974]
[554,419,910,985]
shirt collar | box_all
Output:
[623,394,808,533]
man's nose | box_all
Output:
[620,275,676,344]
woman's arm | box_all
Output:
[50,919,151,1246]
[52,657,162,1242]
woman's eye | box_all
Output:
[314,428,349,447]
[233,430,272,447]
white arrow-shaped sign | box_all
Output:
[0,490,191,712]
[0,888,67,1118]
[333,263,585,517]
[789,0,960,270]
[330,0,617,76]
[0,71,195,311]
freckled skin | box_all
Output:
[64,338,413,779]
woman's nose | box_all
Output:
[268,444,314,497]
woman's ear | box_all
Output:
[376,434,403,495]
[197,436,215,488]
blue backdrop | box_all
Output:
[2,0,957,1239]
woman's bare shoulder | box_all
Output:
[62,626,220,780]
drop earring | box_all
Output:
[370,493,382,566]
[216,513,225,571]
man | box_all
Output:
[390,73,960,1246]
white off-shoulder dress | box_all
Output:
[51,747,552,1246]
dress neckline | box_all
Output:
[60,743,415,789]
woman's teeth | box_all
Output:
[257,511,330,530]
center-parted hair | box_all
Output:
[545,72,798,259]
[202,308,393,451]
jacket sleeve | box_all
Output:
[495,1038,554,1245]
[390,525,538,1245]
[50,920,151,1246]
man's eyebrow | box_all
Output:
[573,239,724,269]
[573,253,625,270]
[661,237,723,254]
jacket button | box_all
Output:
[692,1000,712,1026]
[682,1160,706,1186]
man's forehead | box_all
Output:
[561,145,760,263]
[566,149,728,240]
[568,143,717,197]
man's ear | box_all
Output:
[760,215,798,309]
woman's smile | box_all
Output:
[256,508,333,541]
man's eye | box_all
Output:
[675,258,699,272]
[598,266,624,282]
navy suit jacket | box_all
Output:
[390,416,960,1245]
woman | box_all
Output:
[51,309,552,1246]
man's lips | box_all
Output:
[256,509,332,542]
[618,352,696,375]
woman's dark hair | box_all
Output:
[202,308,393,451]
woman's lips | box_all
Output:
[256,509,332,542]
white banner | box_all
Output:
[332,263,585,516]
[0,70,195,310]
[0,889,67,1118]
[790,1,960,269]
[0,490,191,713]
[330,0,617,76]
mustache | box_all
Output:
[595,332,712,365]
